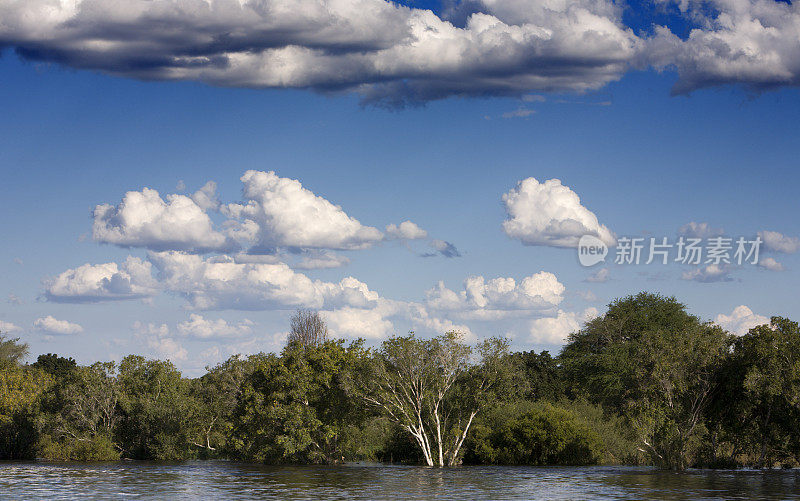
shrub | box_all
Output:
[464,401,604,465]
[38,434,120,461]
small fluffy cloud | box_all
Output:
[681,264,733,283]
[133,321,170,338]
[426,271,564,319]
[0,320,22,333]
[33,316,83,335]
[715,305,769,336]
[45,257,159,303]
[385,221,428,240]
[502,108,536,119]
[147,336,188,362]
[758,257,785,272]
[502,178,615,248]
[679,222,724,239]
[407,303,477,342]
[177,314,254,340]
[584,268,610,283]
[424,240,462,258]
[325,303,396,339]
[759,230,800,254]
[134,321,188,361]
[197,332,288,367]
[223,171,383,251]
[93,187,233,253]
[529,307,598,345]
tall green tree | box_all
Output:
[116,355,197,460]
[0,365,52,459]
[560,292,731,469]
[37,362,121,460]
[510,350,565,401]
[724,317,800,467]
[32,353,77,380]
[191,354,265,455]
[229,340,366,463]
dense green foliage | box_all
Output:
[229,340,366,463]
[1,295,799,469]
[561,293,732,469]
[464,401,604,465]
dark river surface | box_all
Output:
[2,462,800,500]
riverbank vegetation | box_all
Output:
[2,293,799,469]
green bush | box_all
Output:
[38,434,120,461]
[557,399,643,465]
[464,401,604,465]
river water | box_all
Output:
[2,462,800,500]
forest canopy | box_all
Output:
[2,293,799,470]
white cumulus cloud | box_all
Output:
[150,251,380,311]
[678,221,724,239]
[715,305,769,335]
[325,303,396,339]
[646,0,800,95]
[177,314,254,340]
[529,307,598,345]
[682,264,733,283]
[0,320,22,333]
[758,257,785,272]
[93,187,233,253]
[759,230,800,254]
[502,177,615,248]
[33,315,83,335]
[45,257,159,303]
[425,271,564,319]
[584,268,610,283]
[133,321,188,362]
[385,221,428,240]
[223,171,383,251]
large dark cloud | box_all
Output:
[0,0,639,105]
[2,0,799,104]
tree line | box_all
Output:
[2,294,800,469]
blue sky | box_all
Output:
[1,0,799,374]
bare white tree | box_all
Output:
[348,332,510,466]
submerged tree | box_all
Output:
[191,354,265,455]
[229,340,367,463]
[560,292,731,469]
[288,309,329,348]
[724,317,800,467]
[115,355,197,460]
[347,332,512,466]
[38,361,121,461]
[0,365,52,459]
